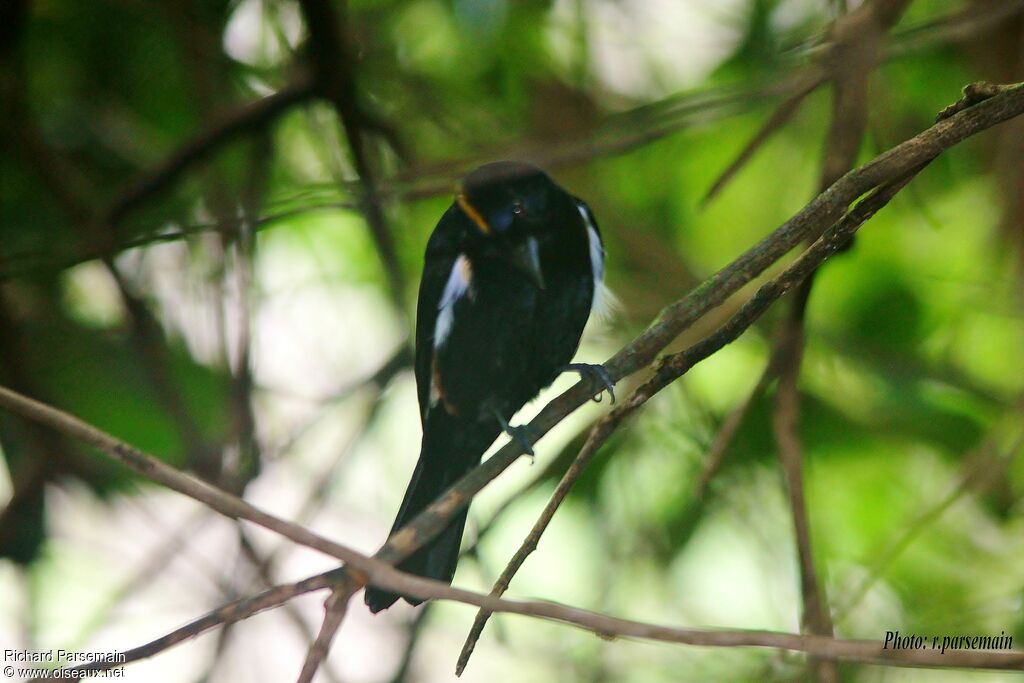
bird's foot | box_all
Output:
[562,363,616,403]
[492,409,536,460]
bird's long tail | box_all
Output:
[365,413,494,613]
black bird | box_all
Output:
[365,161,612,612]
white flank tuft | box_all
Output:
[579,203,617,320]
[434,254,472,347]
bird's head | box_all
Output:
[454,161,570,290]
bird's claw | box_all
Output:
[492,409,536,459]
[563,363,616,404]
[506,424,536,461]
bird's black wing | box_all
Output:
[365,207,480,612]
[414,207,460,423]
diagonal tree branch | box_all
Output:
[449,79,1024,671]
[295,573,361,683]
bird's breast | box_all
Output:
[429,258,594,421]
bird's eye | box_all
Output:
[512,200,525,217]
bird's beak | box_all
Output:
[507,237,545,290]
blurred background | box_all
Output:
[1,0,1024,681]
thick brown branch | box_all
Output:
[772,322,835,679]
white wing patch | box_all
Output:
[578,203,616,319]
[434,254,472,348]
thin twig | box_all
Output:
[57,570,342,681]
[835,412,1024,621]
[692,363,775,500]
[295,574,361,683]
[701,71,826,206]
[236,528,345,683]
[106,77,317,226]
[297,0,406,306]
[772,317,837,681]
